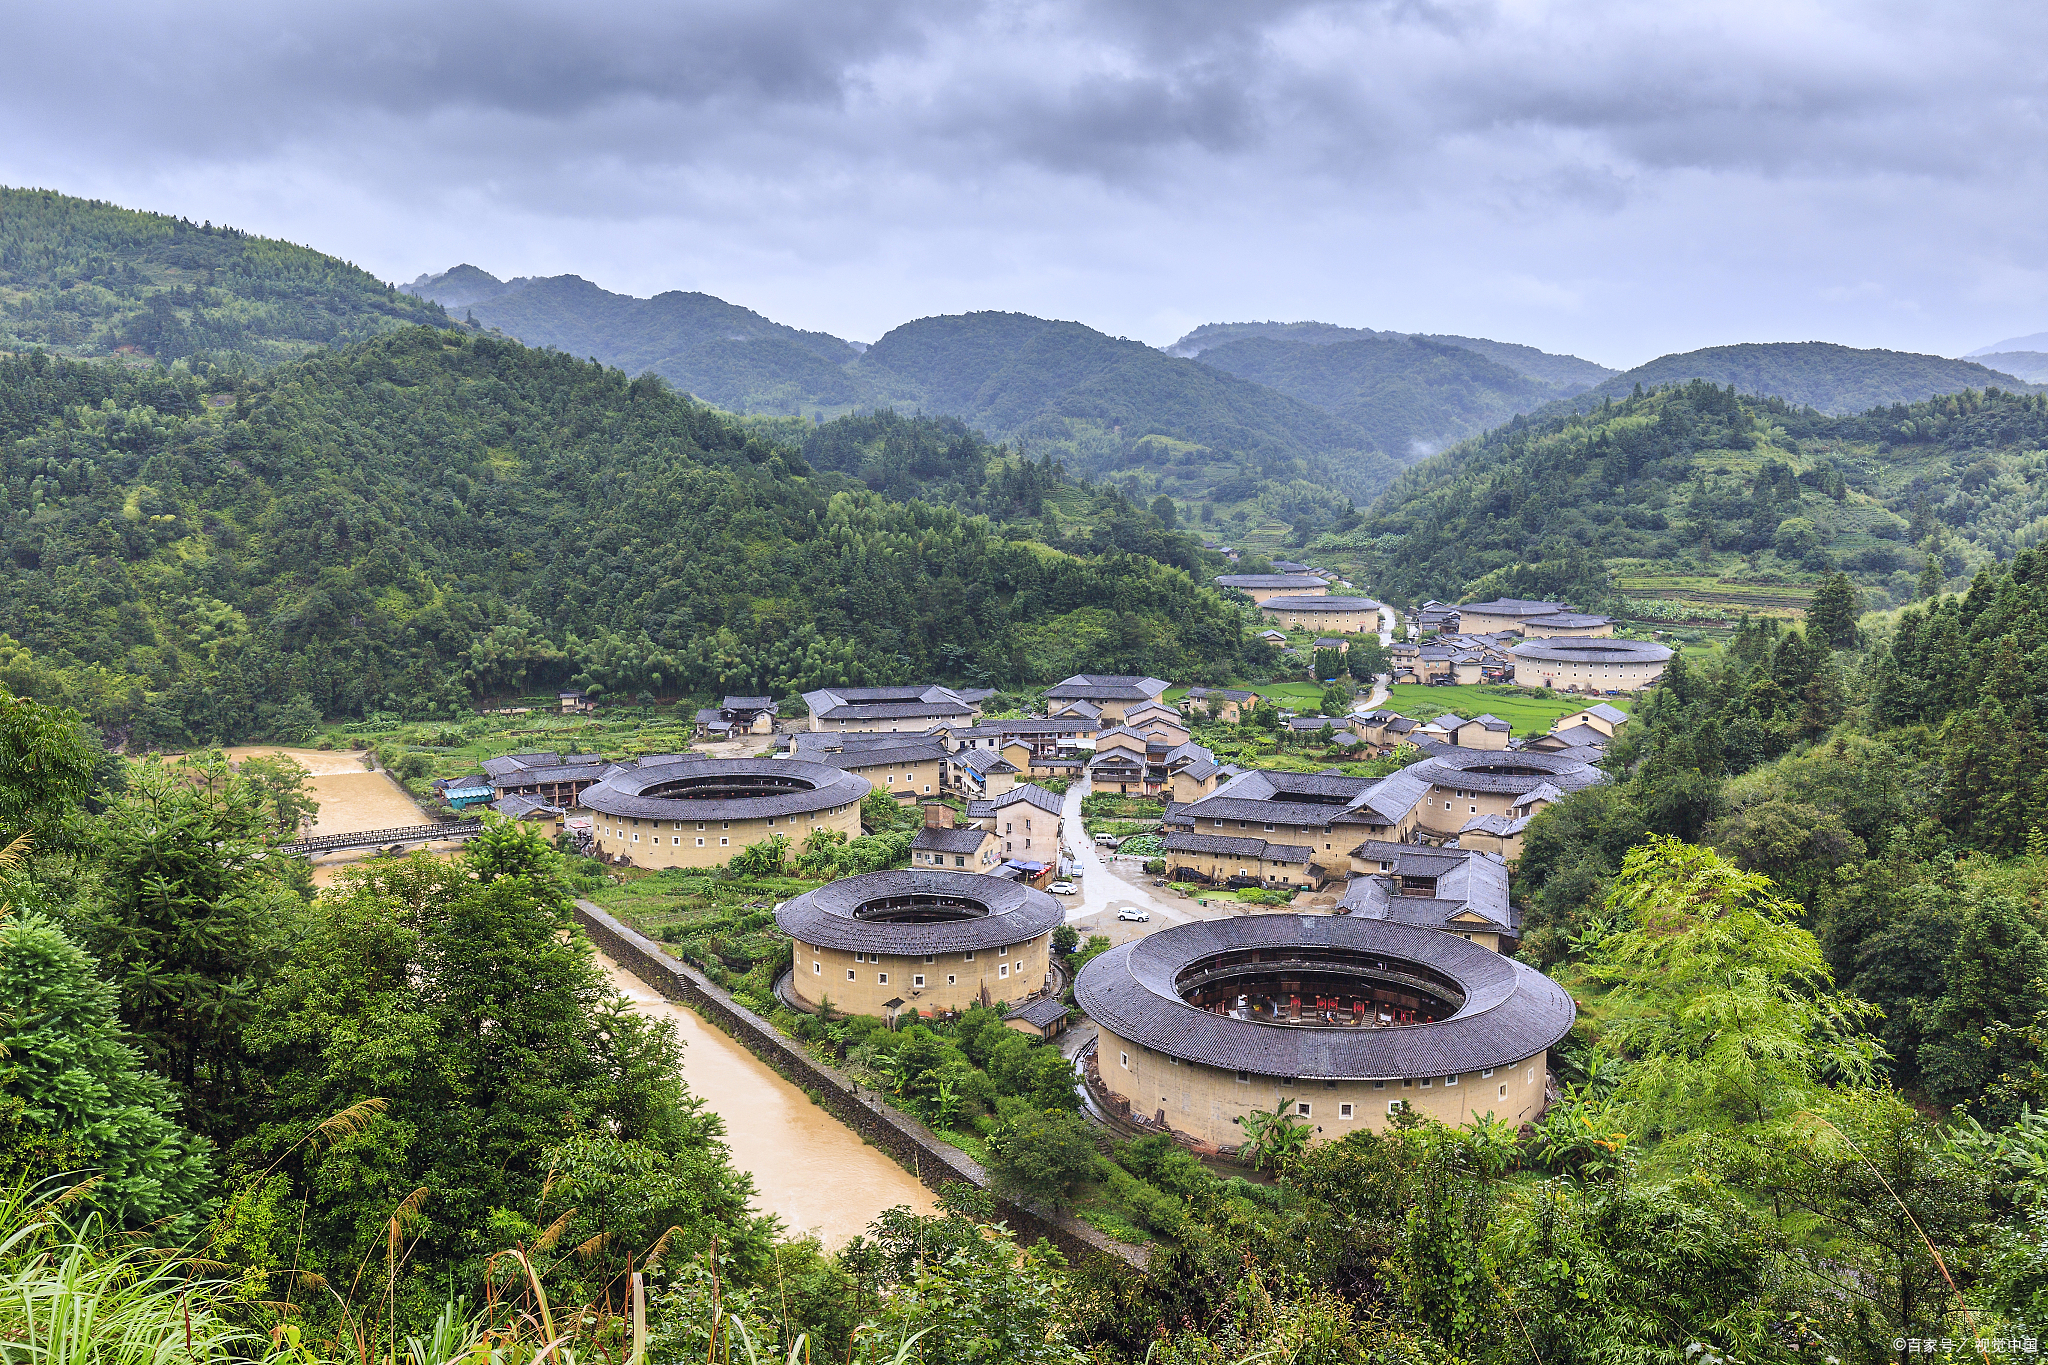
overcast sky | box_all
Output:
[6,0,2044,366]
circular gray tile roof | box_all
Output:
[1075,914,1575,1079]
[1509,637,1672,664]
[1408,746,1606,796]
[579,756,869,821]
[776,869,1064,954]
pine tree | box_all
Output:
[0,911,213,1230]
[1807,572,1863,649]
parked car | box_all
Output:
[1116,908,1150,922]
[1094,833,1120,847]
[1049,880,1078,895]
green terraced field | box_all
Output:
[1378,684,1633,735]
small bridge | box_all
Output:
[284,820,485,857]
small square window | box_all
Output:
[1373,1079,1386,1090]
[999,964,1008,978]
[1323,1079,1337,1090]
[998,946,1007,957]
[1403,1078,1415,1088]
[812,962,820,974]
[719,837,729,846]
[1445,1074,1459,1086]
[963,951,974,961]
[1482,1068,1494,1079]
[1120,1052,1129,1069]
[1339,1103,1354,1119]
[846,969,855,981]
[696,838,705,846]
[923,954,936,964]
[696,822,705,831]
[877,973,888,984]
[1420,1078,1433,1088]
[1235,1071,1249,1084]
[947,974,957,986]
[1295,1101,1311,1118]
[913,974,925,987]
[1499,1084,1508,1098]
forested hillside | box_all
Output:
[1165,318,1618,388]
[1583,340,2039,413]
[1194,333,1565,457]
[1327,378,2048,613]
[0,328,1259,745]
[0,187,448,366]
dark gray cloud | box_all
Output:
[5,0,2044,363]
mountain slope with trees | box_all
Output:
[1325,378,2048,614]
[1165,318,1618,388]
[0,186,449,367]
[1584,340,2039,413]
[1194,333,1568,457]
[0,328,1259,745]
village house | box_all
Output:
[1415,713,1511,749]
[1170,754,1242,803]
[802,684,987,733]
[490,792,566,837]
[1003,995,1072,1042]
[997,738,1086,786]
[558,689,595,714]
[910,803,1002,871]
[1260,594,1382,634]
[1258,629,1289,646]
[1212,573,1330,604]
[1452,599,1575,634]
[1339,843,1518,951]
[942,716,1098,756]
[481,751,614,807]
[953,745,1021,798]
[965,783,1067,867]
[1456,783,1566,864]
[1184,687,1258,724]
[1350,711,1419,751]
[785,732,948,801]
[1523,701,1629,754]
[1159,830,1319,888]
[1415,601,1460,633]
[1040,674,1172,725]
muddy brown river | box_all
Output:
[597,950,935,1243]
[217,747,929,1241]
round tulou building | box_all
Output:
[581,756,868,868]
[776,869,1065,1017]
[1077,914,1575,1146]
[1508,636,1672,691]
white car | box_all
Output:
[1048,880,1078,895]
[1116,908,1149,922]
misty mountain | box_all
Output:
[1192,334,1568,458]
[1582,341,2040,413]
[1163,319,1617,388]
[856,310,1399,498]
[1972,352,2048,384]
[1971,331,2048,357]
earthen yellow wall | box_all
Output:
[1524,621,1615,638]
[1242,584,1328,604]
[791,936,1051,1015]
[810,716,957,733]
[1098,1025,1547,1144]
[991,806,1060,861]
[1454,608,1542,634]
[1412,783,1518,840]
[837,755,944,800]
[1516,656,1666,689]
[590,800,862,868]
[1165,850,1314,884]
[1265,606,1375,633]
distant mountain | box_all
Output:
[402,267,902,413]
[1582,341,2038,413]
[0,186,449,365]
[1970,331,2048,356]
[1193,335,1565,458]
[857,311,1399,497]
[1972,352,2048,384]
[1163,319,1616,388]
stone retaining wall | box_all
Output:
[574,900,1148,1273]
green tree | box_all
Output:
[1588,836,1880,1145]
[1806,571,1863,648]
[0,688,99,844]
[68,754,304,1129]
[0,910,213,1232]
[985,1109,1097,1210]
[1347,635,1390,679]
[1318,680,1355,715]
[1921,893,2048,1119]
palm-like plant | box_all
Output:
[1238,1100,1313,1172]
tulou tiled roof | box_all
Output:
[579,757,868,821]
[1075,915,1575,1080]
[776,869,1063,955]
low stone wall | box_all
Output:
[573,900,1149,1273]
